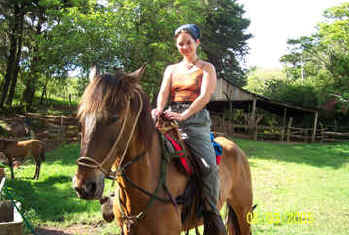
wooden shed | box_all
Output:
[208,78,320,142]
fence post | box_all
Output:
[60,116,65,144]
[287,117,293,143]
[312,111,319,142]
[281,108,287,142]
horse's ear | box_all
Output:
[127,64,146,82]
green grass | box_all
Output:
[233,138,349,235]
[2,143,118,234]
[1,139,349,235]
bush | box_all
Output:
[263,79,319,109]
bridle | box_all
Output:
[76,90,143,179]
[76,89,174,232]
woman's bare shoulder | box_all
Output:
[165,63,180,73]
[197,60,215,72]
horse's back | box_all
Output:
[215,136,249,166]
[17,139,42,146]
[214,136,252,207]
[11,139,44,157]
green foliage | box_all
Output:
[201,0,251,87]
[1,0,252,110]
[245,67,286,95]
[269,2,349,127]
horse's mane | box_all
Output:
[77,71,155,149]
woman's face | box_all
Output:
[176,32,200,58]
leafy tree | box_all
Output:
[0,0,88,108]
[201,0,251,87]
[278,2,349,126]
[0,0,252,110]
[244,67,286,94]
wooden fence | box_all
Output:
[211,114,349,143]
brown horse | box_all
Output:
[0,139,45,180]
[73,66,253,235]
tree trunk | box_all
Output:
[0,41,16,108]
[1,5,24,108]
[22,74,37,109]
[6,11,24,106]
[40,80,48,105]
[22,11,44,109]
[0,14,17,107]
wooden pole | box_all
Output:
[287,117,293,143]
[222,113,225,136]
[312,111,319,142]
[251,98,257,140]
[281,108,287,142]
[251,98,256,120]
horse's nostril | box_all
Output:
[86,182,96,194]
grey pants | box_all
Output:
[169,103,220,215]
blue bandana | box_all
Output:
[175,24,200,40]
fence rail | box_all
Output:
[211,115,348,143]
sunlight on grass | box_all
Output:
[234,138,349,235]
[2,139,349,234]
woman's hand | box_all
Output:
[165,111,185,121]
[151,108,163,120]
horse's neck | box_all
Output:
[118,130,162,210]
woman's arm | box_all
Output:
[155,65,173,114]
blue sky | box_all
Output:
[238,0,346,68]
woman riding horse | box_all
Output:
[73,27,253,235]
[152,24,226,235]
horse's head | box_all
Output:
[73,65,153,200]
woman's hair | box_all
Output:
[174,24,200,40]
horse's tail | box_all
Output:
[226,204,240,235]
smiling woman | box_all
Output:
[152,24,228,234]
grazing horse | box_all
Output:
[0,139,45,180]
[73,66,253,235]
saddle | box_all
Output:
[155,114,222,177]
[155,114,222,226]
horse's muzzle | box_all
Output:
[72,175,104,200]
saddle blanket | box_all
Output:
[163,132,223,175]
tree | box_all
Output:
[0,0,88,108]
[0,0,252,109]
[279,2,349,125]
[201,0,251,87]
[0,0,25,108]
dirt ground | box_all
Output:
[35,224,104,235]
